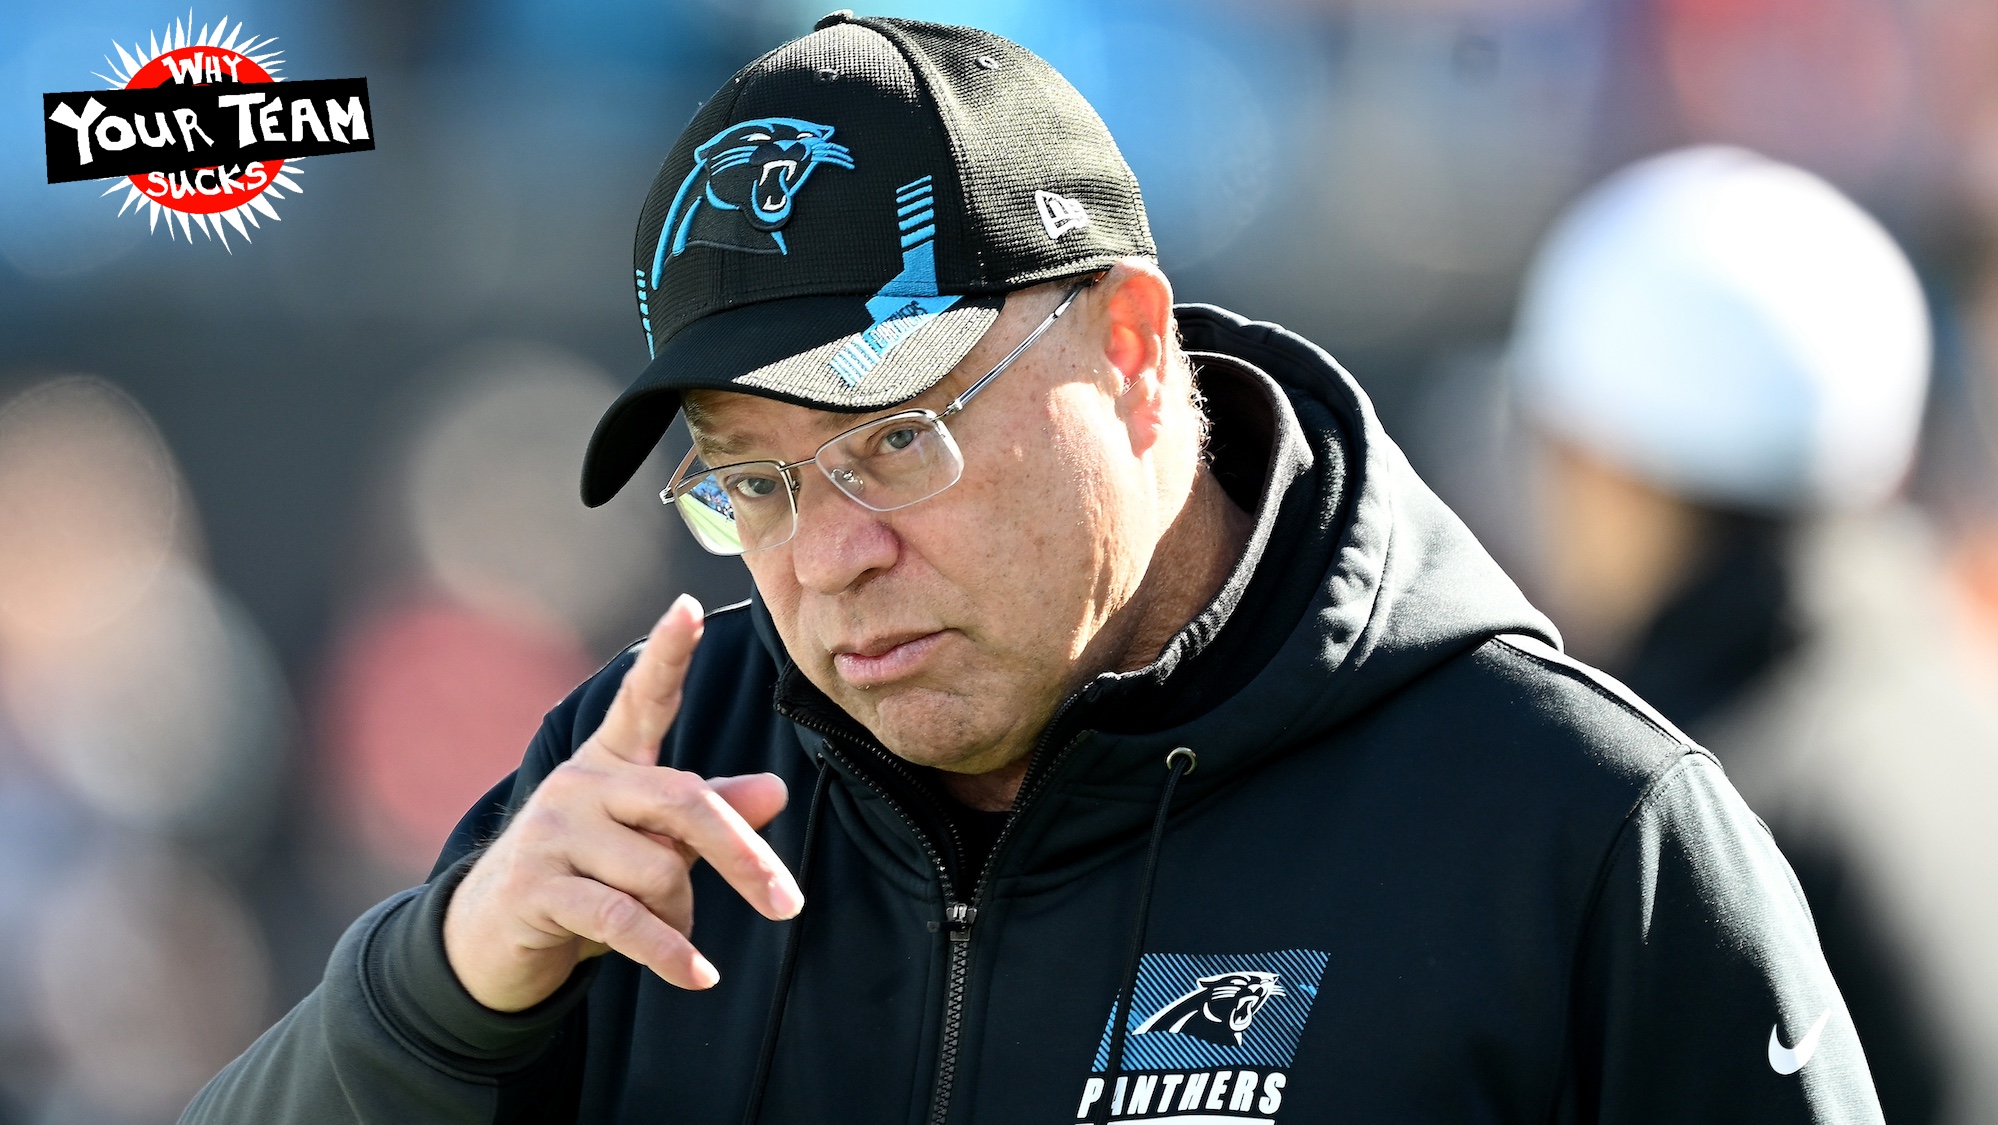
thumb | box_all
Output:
[708,773,790,830]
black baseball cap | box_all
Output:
[580,12,1155,506]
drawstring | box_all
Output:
[741,755,833,1125]
[1095,747,1196,1124]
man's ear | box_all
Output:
[1098,259,1175,455]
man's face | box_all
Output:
[683,282,1163,776]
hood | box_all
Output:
[1191,303,1555,719]
[1048,303,1559,804]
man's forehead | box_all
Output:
[682,388,919,459]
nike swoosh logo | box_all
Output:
[1768,1009,1833,1075]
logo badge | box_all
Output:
[650,117,853,282]
[40,12,374,248]
[1136,971,1288,1047]
[1035,189,1090,240]
[1076,950,1328,1123]
[1768,1010,1832,1075]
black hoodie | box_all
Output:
[184,305,1881,1125]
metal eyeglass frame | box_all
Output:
[663,273,1100,554]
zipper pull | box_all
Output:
[944,901,977,942]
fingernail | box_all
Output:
[690,955,721,989]
[771,882,805,919]
[674,593,705,621]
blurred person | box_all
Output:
[0,378,288,850]
[0,377,284,1122]
[191,19,1882,1125]
[1512,146,1998,1125]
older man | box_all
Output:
[187,15,1880,1125]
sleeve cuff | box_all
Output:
[363,852,602,1069]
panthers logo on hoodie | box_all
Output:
[1077,950,1328,1122]
[1136,971,1287,1047]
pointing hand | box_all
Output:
[443,595,802,1012]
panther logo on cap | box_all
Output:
[1135,971,1287,1047]
[649,117,854,286]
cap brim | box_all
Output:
[581,292,1004,507]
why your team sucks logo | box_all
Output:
[650,116,853,284]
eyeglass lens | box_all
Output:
[667,413,966,555]
[665,275,1094,556]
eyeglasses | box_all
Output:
[663,276,1097,556]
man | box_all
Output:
[186,16,1881,1125]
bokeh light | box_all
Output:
[320,342,673,876]
[1662,0,1914,183]
[322,599,592,874]
[0,377,183,644]
[0,379,286,845]
[4,563,286,839]
[31,848,271,1122]
[404,343,669,644]
[0,370,285,1121]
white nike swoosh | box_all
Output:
[1768,1009,1833,1075]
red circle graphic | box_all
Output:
[121,47,281,216]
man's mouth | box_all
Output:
[832,630,947,688]
[756,160,797,213]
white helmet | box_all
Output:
[1510,145,1930,512]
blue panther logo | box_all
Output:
[1135,971,1287,1047]
[650,117,854,286]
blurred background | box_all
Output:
[2,0,1996,1121]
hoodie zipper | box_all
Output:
[780,689,1099,1125]
[779,711,969,1125]
[930,691,1100,1125]
[928,899,977,1125]
[924,727,1095,1125]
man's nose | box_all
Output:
[786,469,898,594]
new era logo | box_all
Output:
[1035,189,1090,240]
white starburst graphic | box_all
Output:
[94,11,304,250]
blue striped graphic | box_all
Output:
[1091,950,1330,1073]
[831,174,960,387]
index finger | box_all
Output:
[589,594,704,765]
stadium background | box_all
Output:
[4,0,1998,1121]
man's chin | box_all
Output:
[842,684,1004,772]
